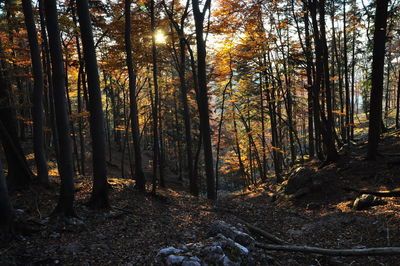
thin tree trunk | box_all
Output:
[350,9,357,139]
[233,109,248,184]
[124,0,146,191]
[71,1,86,175]
[150,0,160,193]
[343,0,351,144]
[215,55,232,193]
[22,0,49,185]
[303,3,315,157]
[396,68,400,129]
[39,0,59,162]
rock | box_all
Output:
[287,229,303,238]
[222,255,240,266]
[66,217,85,225]
[49,232,60,239]
[182,257,201,266]
[220,239,249,264]
[209,221,236,239]
[377,225,388,234]
[156,221,255,265]
[15,209,25,215]
[155,246,183,264]
[233,230,255,248]
[96,233,107,240]
[65,242,84,255]
[89,243,110,251]
[293,187,311,198]
[264,255,275,263]
[285,167,314,194]
[157,246,182,257]
[179,244,189,252]
[203,245,225,264]
[166,255,185,265]
[310,174,328,190]
[327,256,345,266]
[338,143,350,156]
[353,194,387,210]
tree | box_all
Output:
[0,32,32,189]
[367,0,389,159]
[162,0,198,196]
[44,0,75,216]
[192,0,216,199]
[22,0,49,186]
[76,0,109,209]
[124,0,146,191]
[150,0,162,192]
[308,0,338,163]
[0,137,14,239]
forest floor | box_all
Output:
[1,129,400,265]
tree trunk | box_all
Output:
[178,31,197,196]
[367,0,389,159]
[22,0,49,186]
[76,0,109,209]
[71,1,86,175]
[124,0,146,191]
[0,44,32,189]
[303,3,315,157]
[150,0,160,193]
[343,0,351,144]
[396,68,400,129]
[0,153,13,239]
[192,0,215,199]
[309,0,338,162]
[38,0,60,162]
[44,0,75,216]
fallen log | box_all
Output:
[343,187,400,197]
[256,242,400,256]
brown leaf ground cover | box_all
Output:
[1,131,400,265]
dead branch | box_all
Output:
[202,206,287,245]
[237,218,287,245]
[256,242,400,256]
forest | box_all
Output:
[1,0,400,265]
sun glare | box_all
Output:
[155,30,166,44]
